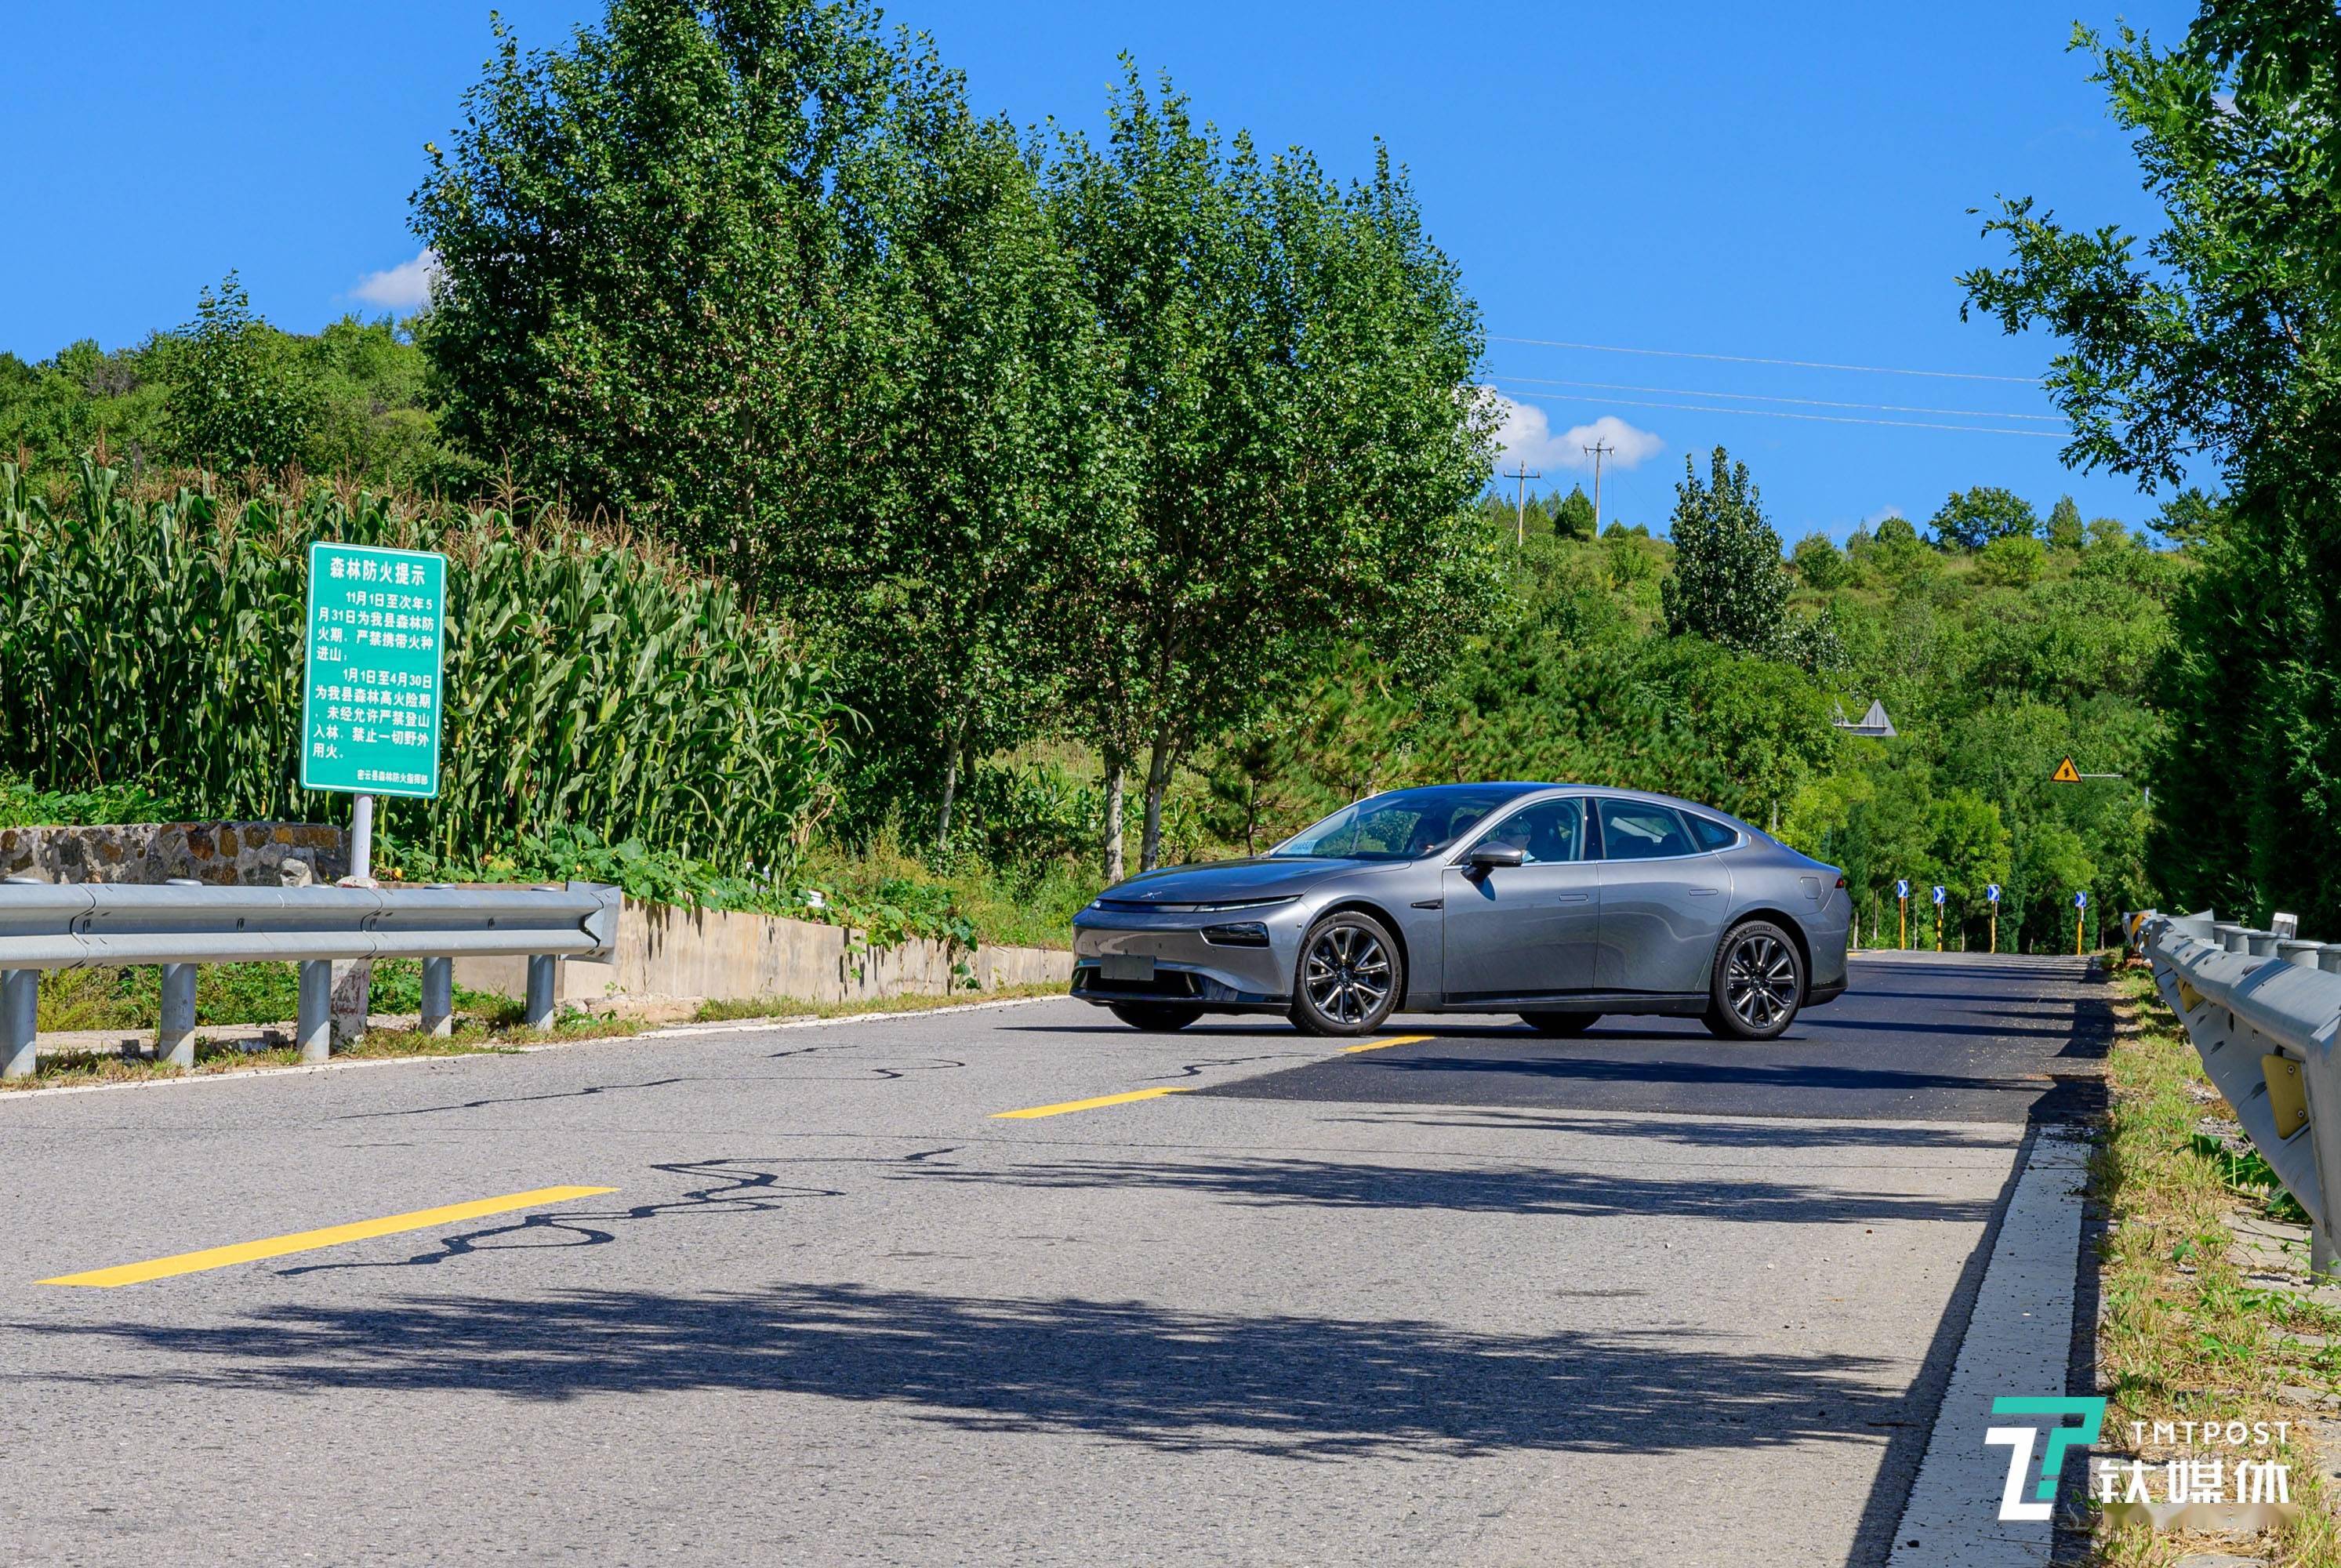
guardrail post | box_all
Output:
[524,955,557,1030]
[296,960,332,1063]
[420,957,454,1037]
[2,970,35,1080]
[157,964,198,1069]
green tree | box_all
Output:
[2151,488,2224,545]
[1048,68,1497,871]
[412,0,911,582]
[1791,531,1852,590]
[1975,532,2046,588]
[165,274,317,473]
[2045,493,2085,550]
[1960,5,2341,925]
[1660,445,1792,655]
[1928,486,2038,550]
[822,103,1132,849]
[1551,485,1596,542]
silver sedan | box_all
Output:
[1071,782,1851,1040]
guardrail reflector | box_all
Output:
[2263,1054,2311,1139]
[2178,980,2203,1012]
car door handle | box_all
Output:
[1688,887,1722,897]
[1554,893,1591,905]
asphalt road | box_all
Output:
[0,951,2107,1567]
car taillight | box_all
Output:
[1835,874,1848,889]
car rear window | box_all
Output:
[1685,814,1738,852]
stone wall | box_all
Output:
[0,823,349,887]
[455,897,1073,1008]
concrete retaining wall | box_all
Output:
[0,822,349,887]
[454,898,1072,1007]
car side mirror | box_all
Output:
[1468,845,1526,873]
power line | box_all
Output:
[1489,335,2040,384]
[1489,372,2068,424]
[1482,382,2068,438]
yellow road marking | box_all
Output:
[992,1086,1190,1120]
[993,1032,1437,1119]
[38,1185,618,1288]
[1341,1033,1435,1054]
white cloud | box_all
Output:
[350,249,443,312]
[1481,389,1661,476]
[1862,504,1904,527]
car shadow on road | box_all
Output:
[893,1154,1995,1225]
[13,1281,1913,1463]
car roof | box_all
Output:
[1361,781,1769,840]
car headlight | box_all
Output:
[1188,895,1299,913]
[1201,921,1272,947]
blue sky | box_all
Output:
[4,0,2194,539]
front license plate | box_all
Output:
[1101,954,1156,982]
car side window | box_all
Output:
[1474,797,1584,864]
[1597,799,1697,861]
[1685,814,1738,852]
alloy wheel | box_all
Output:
[1724,929,1799,1031]
[1301,923,1392,1027]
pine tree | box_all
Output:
[2045,494,2085,550]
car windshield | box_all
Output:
[1269,786,1529,862]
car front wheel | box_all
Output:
[1289,912,1403,1037]
[1704,920,1805,1040]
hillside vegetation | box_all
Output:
[5,0,2302,954]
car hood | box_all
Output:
[1095,858,1377,907]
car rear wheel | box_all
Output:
[1704,920,1805,1040]
[1109,1003,1203,1032]
[1519,1011,1599,1036]
[1288,911,1403,1037]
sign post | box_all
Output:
[1896,879,1910,949]
[300,541,448,878]
[1931,884,1947,952]
[1987,882,2002,955]
[2074,890,2089,956]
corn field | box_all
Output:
[0,459,844,871]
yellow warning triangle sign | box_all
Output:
[2052,757,2081,783]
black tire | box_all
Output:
[1109,1002,1203,1032]
[1519,1011,1600,1037]
[1703,919,1805,1040]
[1287,910,1403,1037]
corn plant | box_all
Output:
[0,459,844,874]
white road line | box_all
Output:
[1888,1129,2092,1566]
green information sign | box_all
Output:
[299,542,448,799]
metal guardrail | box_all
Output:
[2139,908,2341,1272]
[0,878,621,1078]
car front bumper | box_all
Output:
[1069,904,1303,1011]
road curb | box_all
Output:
[1886,1127,2094,1566]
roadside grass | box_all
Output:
[689,979,1069,1025]
[2092,962,2341,1565]
[34,959,498,1032]
[0,1007,640,1093]
[796,826,1092,953]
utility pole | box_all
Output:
[1501,463,1541,546]
[1581,438,1615,533]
